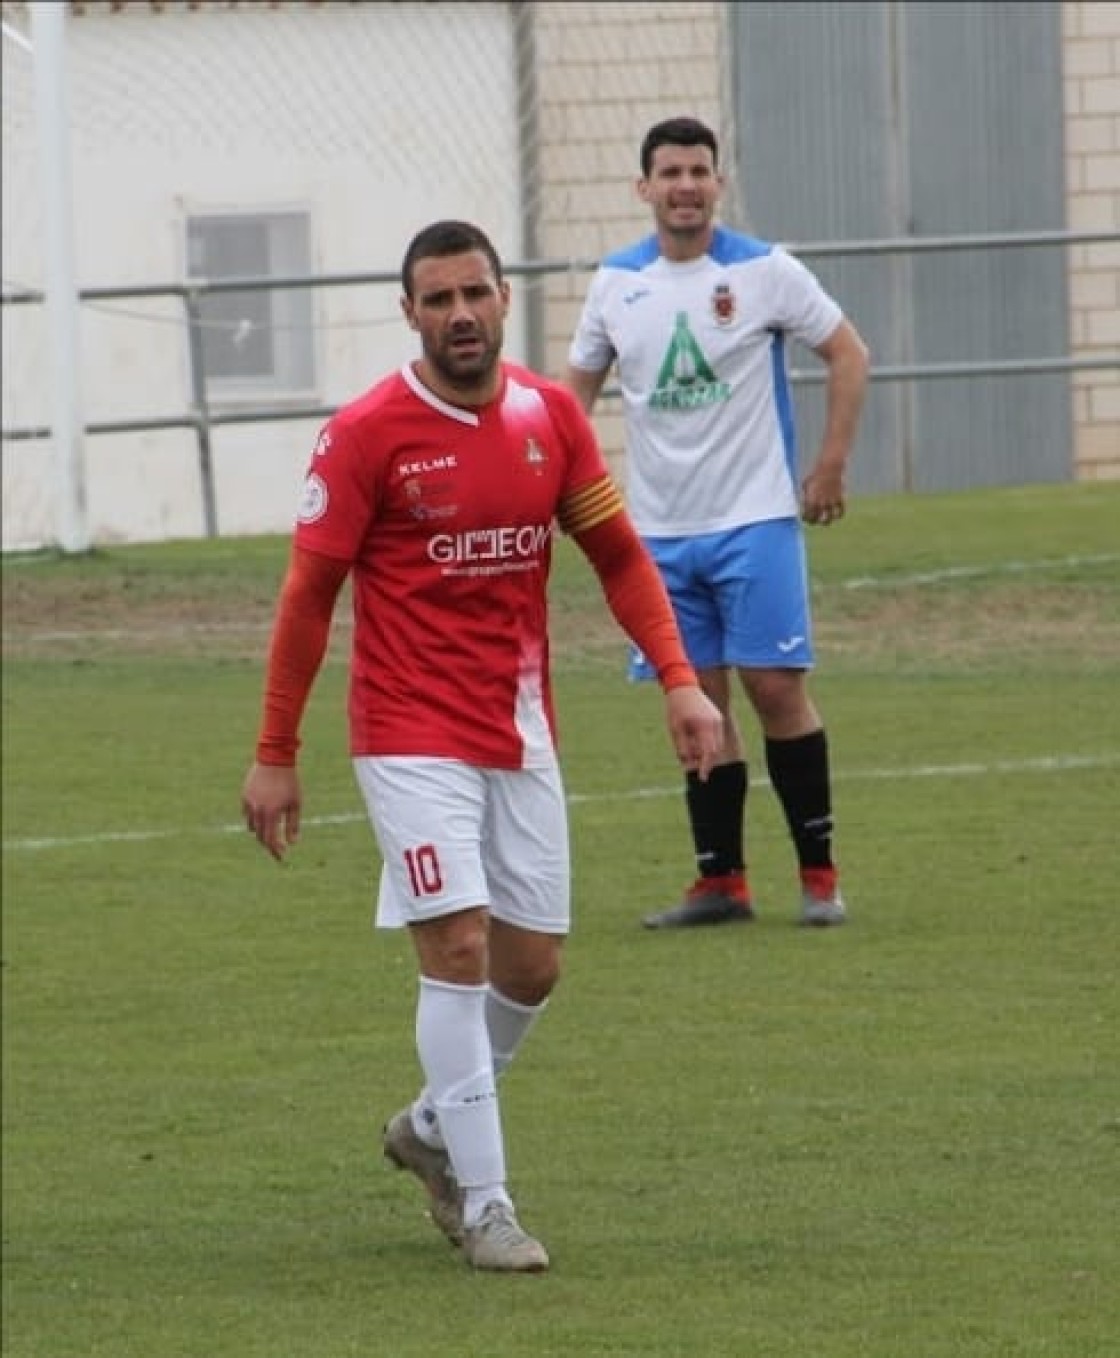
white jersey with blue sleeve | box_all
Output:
[568,225,843,537]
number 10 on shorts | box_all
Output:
[404,844,443,896]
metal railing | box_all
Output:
[3,228,1118,538]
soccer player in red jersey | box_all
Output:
[241,220,723,1273]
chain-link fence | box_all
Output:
[3,1,1116,550]
[2,1,744,548]
[2,7,54,543]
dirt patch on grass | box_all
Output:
[2,554,303,662]
[814,579,1120,671]
[3,554,1117,672]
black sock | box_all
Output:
[686,760,747,879]
[764,730,834,870]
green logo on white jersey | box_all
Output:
[650,312,731,410]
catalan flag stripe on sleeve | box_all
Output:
[557,475,625,536]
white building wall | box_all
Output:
[3,0,1115,550]
[2,0,523,548]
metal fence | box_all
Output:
[2,226,1118,542]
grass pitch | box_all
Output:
[3,482,1119,1357]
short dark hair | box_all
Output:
[400,220,504,298]
[640,116,719,177]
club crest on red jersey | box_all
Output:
[525,438,547,474]
[711,282,736,326]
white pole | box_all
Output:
[30,1,89,553]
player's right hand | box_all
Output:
[241,762,302,862]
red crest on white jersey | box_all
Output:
[711,282,736,326]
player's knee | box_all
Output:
[743,668,807,723]
[415,909,490,984]
[492,941,562,1006]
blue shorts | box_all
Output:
[631,518,814,681]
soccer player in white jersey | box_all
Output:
[240,220,723,1273]
[565,116,870,930]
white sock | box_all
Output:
[411,985,548,1145]
[486,985,548,1079]
[414,975,506,1203]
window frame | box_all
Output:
[184,207,318,405]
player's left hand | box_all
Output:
[801,462,847,526]
[665,686,725,782]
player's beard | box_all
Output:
[430,323,504,395]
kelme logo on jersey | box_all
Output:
[649,312,730,411]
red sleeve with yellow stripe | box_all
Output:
[557,475,697,692]
[255,546,350,765]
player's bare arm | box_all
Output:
[563,363,611,415]
[802,318,870,526]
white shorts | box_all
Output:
[353,756,571,935]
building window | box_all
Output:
[186,211,315,397]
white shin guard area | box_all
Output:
[415,976,505,1191]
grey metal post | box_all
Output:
[30,2,89,552]
[886,0,917,494]
[513,1,545,372]
[183,288,218,538]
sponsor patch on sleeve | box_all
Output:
[297,472,328,524]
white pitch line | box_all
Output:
[838,552,1119,591]
[6,621,275,644]
[3,753,1116,854]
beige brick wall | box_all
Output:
[533,1,729,467]
[535,1,1119,483]
[1063,1,1120,480]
